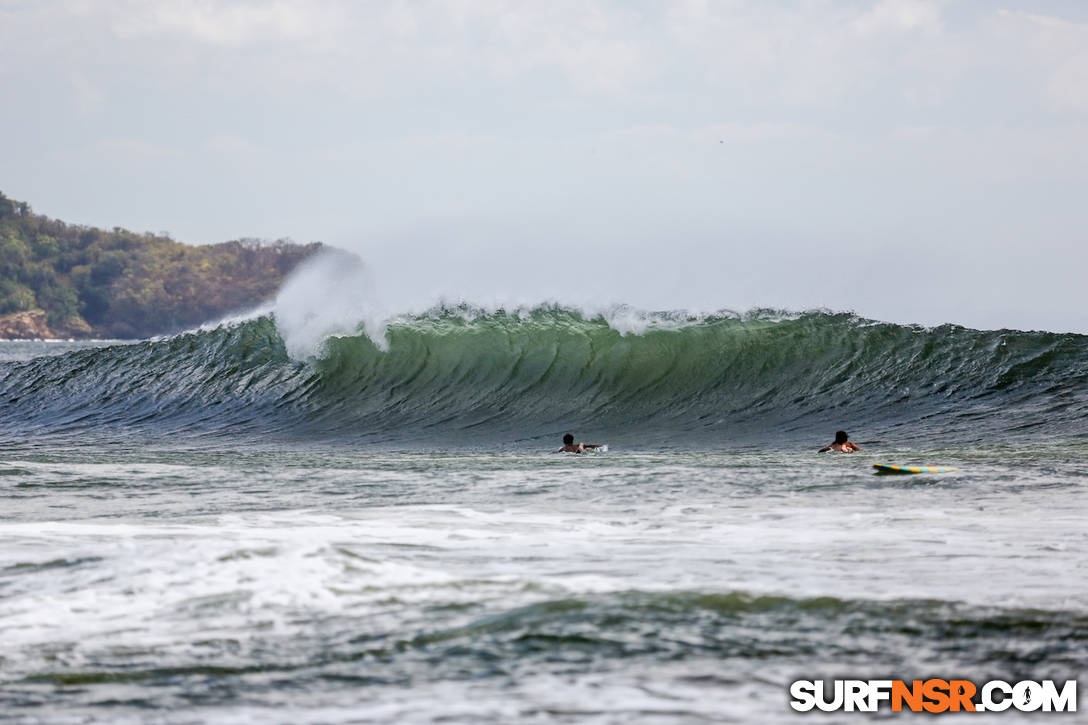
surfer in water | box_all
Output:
[559,433,602,453]
[819,430,861,453]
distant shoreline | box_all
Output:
[0,337,131,343]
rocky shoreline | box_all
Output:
[0,310,94,340]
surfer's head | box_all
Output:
[834,430,849,444]
[563,433,574,445]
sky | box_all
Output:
[2,0,1087,333]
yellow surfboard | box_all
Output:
[873,463,957,475]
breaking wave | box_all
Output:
[1,306,1085,446]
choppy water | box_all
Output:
[0,310,1086,723]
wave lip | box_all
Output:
[0,307,1085,445]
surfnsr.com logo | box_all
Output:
[789,679,1077,713]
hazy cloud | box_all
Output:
[995,10,1088,112]
[1,0,1086,332]
[95,138,182,162]
[110,0,341,47]
[205,134,261,156]
[70,72,106,117]
[851,0,943,37]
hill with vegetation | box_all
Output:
[0,192,322,339]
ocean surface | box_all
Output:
[0,308,1086,723]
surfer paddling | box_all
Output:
[819,430,860,453]
[559,433,603,453]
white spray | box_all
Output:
[272,248,390,359]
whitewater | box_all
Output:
[1,254,1086,723]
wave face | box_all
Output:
[1,308,1086,446]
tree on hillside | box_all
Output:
[0,191,322,338]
